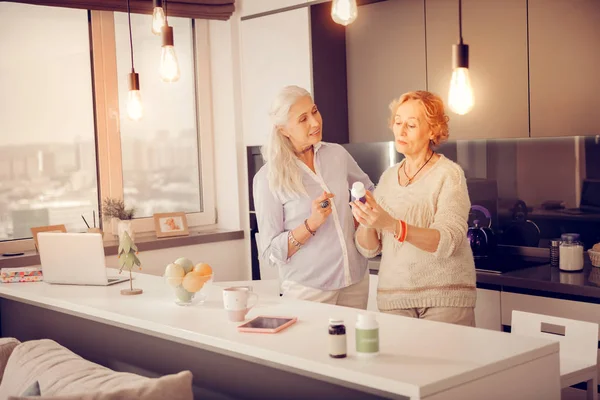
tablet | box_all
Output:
[237,316,297,333]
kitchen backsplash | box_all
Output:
[247,136,600,252]
[344,136,600,251]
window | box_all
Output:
[0,3,98,242]
[0,4,215,252]
[114,14,203,218]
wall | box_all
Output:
[207,9,253,280]
[105,239,248,281]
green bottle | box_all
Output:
[355,313,379,356]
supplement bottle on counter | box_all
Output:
[328,318,347,358]
[355,313,379,356]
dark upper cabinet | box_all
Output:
[425,0,530,140]
[528,0,600,138]
[345,0,427,143]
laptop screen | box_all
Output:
[580,180,600,209]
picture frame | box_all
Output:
[30,224,67,252]
[153,212,189,238]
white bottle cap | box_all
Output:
[356,313,378,329]
[351,181,366,199]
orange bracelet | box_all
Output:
[401,220,408,242]
[395,220,408,243]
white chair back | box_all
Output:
[512,310,598,366]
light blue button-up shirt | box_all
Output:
[253,142,375,290]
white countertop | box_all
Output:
[0,271,559,399]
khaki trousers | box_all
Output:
[280,271,369,310]
[385,307,476,327]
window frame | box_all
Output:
[0,8,216,253]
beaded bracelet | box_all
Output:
[304,219,316,236]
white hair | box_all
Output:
[261,85,312,198]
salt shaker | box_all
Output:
[549,239,560,267]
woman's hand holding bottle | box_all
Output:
[350,191,396,232]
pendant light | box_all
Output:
[126,0,143,121]
[331,0,358,26]
[448,0,475,115]
[159,0,181,82]
[151,0,166,35]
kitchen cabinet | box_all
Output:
[240,0,308,18]
[240,7,312,146]
[475,288,502,331]
[425,0,529,140]
[345,0,427,143]
[501,291,600,384]
[528,0,600,138]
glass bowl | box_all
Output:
[166,274,213,306]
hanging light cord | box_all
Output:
[127,0,134,72]
[164,0,168,24]
[458,0,463,44]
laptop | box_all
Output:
[38,232,130,286]
[560,179,600,215]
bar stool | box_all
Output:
[512,310,598,400]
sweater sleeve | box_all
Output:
[354,232,382,258]
[429,166,471,259]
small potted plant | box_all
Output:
[101,198,135,242]
[118,231,142,295]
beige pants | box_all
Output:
[280,272,369,310]
[386,307,476,327]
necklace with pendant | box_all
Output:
[402,151,435,187]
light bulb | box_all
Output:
[127,72,143,121]
[160,46,180,82]
[331,0,358,26]
[127,90,143,121]
[448,67,474,115]
[160,25,180,82]
[151,7,166,35]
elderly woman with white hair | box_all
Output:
[253,85,374,308]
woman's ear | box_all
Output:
[278,126,291,139]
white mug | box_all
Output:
[223,287,259,322]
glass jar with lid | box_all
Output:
[559,233,584,272]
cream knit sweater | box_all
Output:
[356,155,477,310]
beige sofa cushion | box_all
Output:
[0,339,192,400]
[0,338,21,382]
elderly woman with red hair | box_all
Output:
[351,91,477,326]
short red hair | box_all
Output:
[388,91,450,146]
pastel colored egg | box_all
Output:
[165,276,184,288]
[175,286,194,303]
[193,263,213,277]
[174,257,194,274]
[182,271,205,293]
[164,263,185,287]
